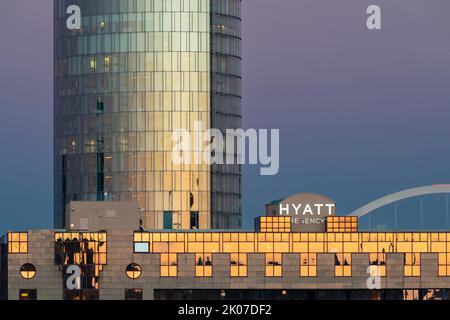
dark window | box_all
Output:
[125,289,143,300]
[0,243,8,300]
[190,212,199,229]
[19,289,37,300]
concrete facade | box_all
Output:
[7,231,61,300]
[3,229,450,300]
[0,240,7,300]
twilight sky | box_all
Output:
[1,0,450,232]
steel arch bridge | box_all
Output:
[350,185,450,218]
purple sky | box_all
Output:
[1,0,450,231]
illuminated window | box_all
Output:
[163,212,173,230]
[54,232,108,263]
[431,233,449,277]
[125,263,142,279]
[438,253,450,277]
[258,216,291,233]
[19,289,36,301]
[369,253,386,277]
[300,253,317,277]
[89,58,97,71]
[327,216,358,233]
[125,289,143,300]
[335,253,352,277]
[431,233,447,254]
[230,253,247,277]
[134,230,450,279]
[265,253,282,277]
[151,233,184,277]
[403,290,421,300]
[20,263,36,279]
[103,56,111,71]
[160,254,177,277]
[196,254,213,277]
[8,232,28,254]
[396,233,426,279]
[404,253,421,277]
[54,232,107,292]
[360,232,395,278]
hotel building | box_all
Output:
[2,194,450,301]
[54,0,242,230]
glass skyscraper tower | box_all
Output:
[54,0,241,230]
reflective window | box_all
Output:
[370,253,387,277]
[134,242,149,253]
[230,253,247,277]
[125,289,143,300]
[55,232,107,300]
[404,253,421,277]
[259,217,291,233]
[20,263,36,279]
[327,216,358,233]
[19,289,36,300]
[132,231,450,278]
[196,253,213,277]
[438,253,450,277]
[335,253,352,277]
[300,253,317,277]
[8,232,28,254]
[161,253,178,277]
[126,263,142,279]
[265,253,282,277]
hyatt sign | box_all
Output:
[265,193,336,232]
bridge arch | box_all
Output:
[351,185,450,218]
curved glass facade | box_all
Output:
[54,0,241,230]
